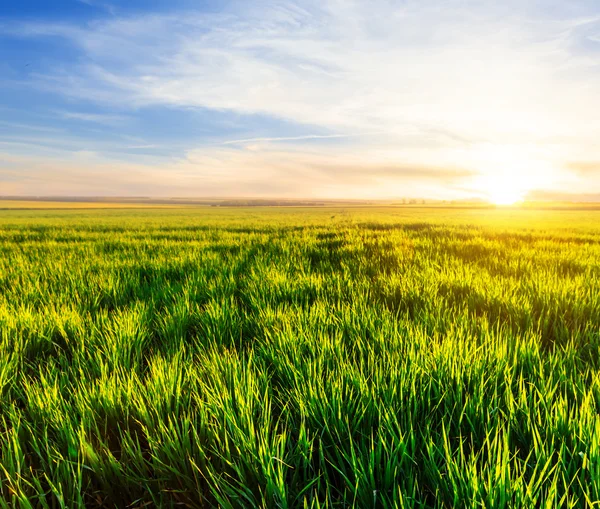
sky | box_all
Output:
[1,0,600,201]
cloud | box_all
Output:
[0,120,65,133]
[13,0,600,142]
[3,0,600,197]
[75,0,116,15]
[56,110,130,126]
[0,142,476,198]
[566,161,600,175]
[526,189,600,202]
[312,163,476,182]
[221,133,378,145]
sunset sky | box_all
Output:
[1,0,600,201]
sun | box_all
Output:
[473,169,529,206]
[487,183,524,206]
[467,144,555,206]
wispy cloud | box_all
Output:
[14,1,600,142]
[75,0,116,16]
[220,133,384,145]
[0,142,477,199]
[3,0,600,197]
[0,120,65,133]
[527,189,600,202]
[56,110,130,126]
[567,161,600,175]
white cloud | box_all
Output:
[56,110,130,126]
[75,0,115,14]
[220,133,383,145]
[0,120,65,133]
[4,0,600,198]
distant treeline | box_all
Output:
[215,200,326,207]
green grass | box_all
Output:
[1,206,599,508]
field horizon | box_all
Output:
[2,197,600,211]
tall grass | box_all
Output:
[0,207,599,507]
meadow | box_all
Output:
[0,205,599,508]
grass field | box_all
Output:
[1,206,599,508]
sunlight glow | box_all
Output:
[486,182,525,206]
[467,144,557,206]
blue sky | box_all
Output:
[1,0,600,199]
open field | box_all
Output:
[1,206,600,507]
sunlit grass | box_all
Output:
[0,206,599,507]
